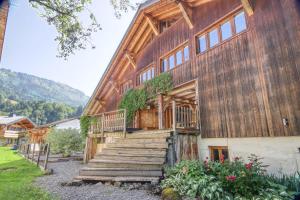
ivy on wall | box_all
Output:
[80,115,96,137]
[119,73,173,124]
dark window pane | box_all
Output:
[198,35,207,53]
[184,46,189,61]
[209,28,219,47]
[213,149,219,161]
[169,55,175,69]
[221,21,232,41]
[222,149,229,160]
[176,50,183,65]
[235,11,247,33]
[162,59,168,72]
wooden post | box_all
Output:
[101,113,104,136]
[158,94,164,129]
[37,143,42,167]
[83,137,89,164]
[172,100,176,132]
[123,109,127,138]
[31,143,36,161]
[44,144,50,170]
[26,144,30,159]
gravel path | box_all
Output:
[35,161,160,200]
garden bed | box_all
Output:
[161,155,300,200]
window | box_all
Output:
[209,28,219,47]
[138,67,155,85]
[169,55,175,69]
[162,59,168,72]
[183,46,189,61]
[196,10,248,54]
[176,50,183,65]
[235,11,247,33]
[210,146,229,162]
[221,21,232,41]
[161,45,190,72]
[197,35,207,53]
[120,81,132,94]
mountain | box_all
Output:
[0,68,89,107]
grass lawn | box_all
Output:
[0,147,54,200]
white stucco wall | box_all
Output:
[55,119,80,130]
[197,136,300,175]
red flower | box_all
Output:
[234,157,240,161]
[245,162,253,170]
[226,175,236,182]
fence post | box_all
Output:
[37,143,42,167]
[31,143,36,161]
[44,144,50,170]
[26,144,30,159]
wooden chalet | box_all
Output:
[0,116,36,145]
[79,0,300,182]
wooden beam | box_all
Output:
[109,80,120,94]
[172,100,176,131]
[144,14,159,36]
[125,52,137,69]
[241,0,254,16]
[158,94,164,129]
[178,2,193,29]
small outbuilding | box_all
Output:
[0,116,36,145]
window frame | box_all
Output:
[120,80,133,95]
[209,146,229,162]
[160,43,190,72]
[137,65,156,85]
[196,8,248,55]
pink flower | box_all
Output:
[226,175,236,182]
[245,162,253,170]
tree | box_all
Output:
[29,0,136,59]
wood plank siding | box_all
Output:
[86,0,300,138]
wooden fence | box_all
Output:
[18,143,50,171]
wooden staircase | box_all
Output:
[76,130,171,183]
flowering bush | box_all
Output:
[161,155,295,200]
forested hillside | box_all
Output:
[0,68,87,125]
[0,68,89,107]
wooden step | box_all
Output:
[101,148,166,156]
[115,138,167,143]
[126,132,171,139]
[88,159,163,169]
[93,154,165,163]
[106,142,168,149]
[95,152,166,158]
[79,167,162,177]
[75,175,160,183]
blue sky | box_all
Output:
[0,0,138,96]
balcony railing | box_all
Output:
[88,109,127,136]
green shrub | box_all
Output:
[46,128,84,157]
[161,156,295,200]
[267,172,300,193]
